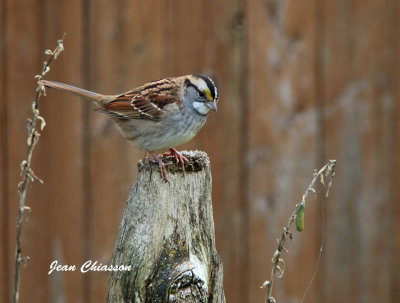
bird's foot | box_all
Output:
[162,148,189,172]
[147,151,170,183]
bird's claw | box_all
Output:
[162,148,189,173]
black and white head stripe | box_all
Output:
[185,75,219,102]
[195,74,218,101]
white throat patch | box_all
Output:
[193,101,210,116]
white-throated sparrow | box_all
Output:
[39,74,219,182]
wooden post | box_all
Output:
[107,151,225,303]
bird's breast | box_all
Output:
[112,109,208,152]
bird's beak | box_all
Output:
[206,100,218,112]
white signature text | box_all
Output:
[48,260,132,275]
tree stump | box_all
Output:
[107,151,225,303]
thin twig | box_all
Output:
[261,159,336,303]
[13,34,65,303]
[298,193,326,303]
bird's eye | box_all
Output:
[198,90,206,98]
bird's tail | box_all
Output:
[39,80,110,105]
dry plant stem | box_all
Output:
[13,34,65,303]
[263,160,336,303]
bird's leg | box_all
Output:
[162,148,189,172]
[147,151,169,182]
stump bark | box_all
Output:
[107,151,225,303]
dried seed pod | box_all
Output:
[296,203,305,232]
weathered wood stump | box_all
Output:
[107,151,225,303]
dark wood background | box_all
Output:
[1,0,399,302]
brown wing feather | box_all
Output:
[100,93,181,120]
[99,99,141,119]
[100,77,183,120]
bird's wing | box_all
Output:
[99,92,181,120]
[98,79,182,120]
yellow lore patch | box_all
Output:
[204,89,213,101]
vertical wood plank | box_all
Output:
[321,1,399,302]
[163,1,244,302]
[246,0,320,302]
[205,2,247,302]
[85,0,130,299]
[39,0,86,302]
[85,1,164,301]
[394,2,400,301]
[0,0,9,301]
[394,1,400,300]
[5,0,44,301]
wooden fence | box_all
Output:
[1,0,399,302]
